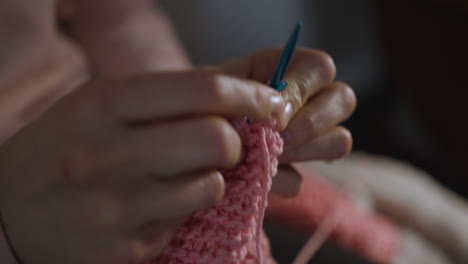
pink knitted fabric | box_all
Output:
[151,120,282,264]
[267,166,400,264]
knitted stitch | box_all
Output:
[151,120,282,264]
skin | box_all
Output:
[0,0,356,263]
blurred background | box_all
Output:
[158,0,468,263]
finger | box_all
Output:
[279,49,337,129]
[130,170,225,223]
[121,117,243,176]
[218,48,337,130]
[280,82,356,149]
[280,126,352,163]
[98,71,285,122]
[271,165,303,197]
[65,117,242,184]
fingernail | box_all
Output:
[206,172,225,206]
[270,95,286,118]
[279,103,294,129]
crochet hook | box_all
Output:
[269,21,303,92]
[244,21,302,124]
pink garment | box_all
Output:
[0,219,18,264]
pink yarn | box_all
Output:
[267,166,400,264]
[151,120,282,264]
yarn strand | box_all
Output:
[292,160,365,264]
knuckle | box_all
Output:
[202,117,241,168]
[197,72,229,107]
[304,111,322,137]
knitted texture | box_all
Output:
[151,120,282,264]
[267,166,400,264]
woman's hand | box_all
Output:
[219,48,356,197]
[0,67,287,264]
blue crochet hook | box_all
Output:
[269,21,302,92]
[244,22,302,124]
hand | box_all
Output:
[0,65,288,264]
[221,48,356,197]
[304,153,468,264]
